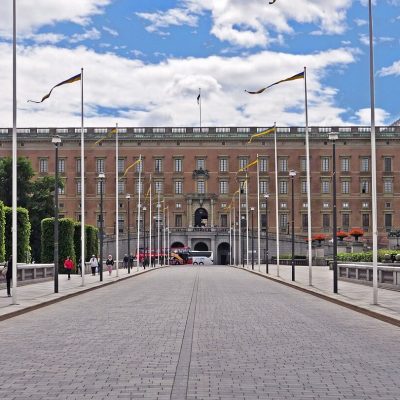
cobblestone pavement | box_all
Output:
[1,266,399,400]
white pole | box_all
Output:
[199,88,202,130]
[274,123,280,277]
[80,67,85,286]
[304,67,312,286]
[233,205,236,266]
[163,202,166,265]
[167,206,170,266]
[157,191,160,266]
[369,0,378,305]
[149,174,152,267]
[229,209,232,265]
[136,155,142,270]
[115,123,119,277]
[11,0,17,304]
[245,174,249,268]
[238,185,242,266]
[257,154,261,271]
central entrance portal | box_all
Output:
[194,208,208,227]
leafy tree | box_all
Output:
[0,157,34,208]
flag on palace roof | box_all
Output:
[28,73,81,103]
[94,128,117,145]
[197,93,201,104]
[245,71,304,95]
[248,126,276,143]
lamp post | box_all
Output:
[250,207,255,270]
[241,215,245,268]
[289,169,297,281]
[52,135,61,293]
[143,206,147,269]
[264,193,269,274]
[126,194,131,274]
[329,132,339,293]
[98,172,105,282]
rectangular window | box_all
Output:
[219,180,229,194]
[361,157,370,172]
[342,181,350,194]
[384,179,393,193]
[279,180,288,195]
[362,213,370,230]
[361,179,369,194]
[384,157,392,173]
[259,180,268,194]
[175,214,182,227]
[136,180,143,194]
[239,181,247,195]
[279,158,288,172]
[300,157,307,172]
[174,158,183,172]
[321,157,330,172]
[239,157,248,170]
[322,214,330,229]
[219,158,228,172]
[220,214,228,227]
[321,180,330,194]
[118,216,124,233]
[341,158,350,172]
[118,180,125,195]
[96,180,105,195]
[118,158,125,174]
[302,214,308,230]
[39,158,48,173]
[155,158,163,173]
[259,158,268,173]
[58,159,65,174]
[196,159,205,170]
[76,158,81,174]
[155,181,163,194]
[279,214,288,231]
[385,214,392,230]
[76,180,81,195]
[197,180,205,194]
[174,180,183,194]
[96,158,105,173]
[342,213,350,229]
[58,185,65,195]
[301,180,307,194]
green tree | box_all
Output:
[0,157,34,208]
[5,206,31,262]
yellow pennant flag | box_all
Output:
[94,128,117,145]
[121,158,141,178]
[248,127,276,144]
[238,159,258,172]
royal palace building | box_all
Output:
[1,125,399,262]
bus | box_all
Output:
[170,246,193,265]
[189,250,214,265]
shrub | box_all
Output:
[5,206,31,262]
[74,223,98,262]
[337,249,400,263]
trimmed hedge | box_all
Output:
[5,206,31,262]
[41,218,76,272]
[0,201,5,262]
[337,250,400,263]
[74,223,99,262]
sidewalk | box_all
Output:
[239,263,400,327]
[0,266,161,321]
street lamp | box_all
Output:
[126,194,131,274]
[143,206,147,269]
[98,172,105,282]
[264,193,270,274]
[241,215,246,268]
[329,132,339,293]
[289,169,297,281]
[250,207,255,270]
[52,135,61,293]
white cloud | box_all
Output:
[0,43,357,128]
[0,0,111,37]
[102,26,119,37]
[69,28,101,43]
[356,108,390,125]
[379,60,400,76]
[354,18,368,27]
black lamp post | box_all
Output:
[250,207,255,270]
[264,193,269,274]
[329,132,339,293]
[241,215,245,268]
[52,135,61,293]
[289,169,297,281]
[98,172,105,282]
[143,206,147,269]
[126,193,131,274]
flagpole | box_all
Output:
[233,205,236,266]
[245,173,249,268]
[163,203,166,265]
[199,88,202,130]
[368,0,378,305]
[257,154,261,271]
[136,155,142,271]
[81,67,85,287]
[238,185,242,266]
[274,123,280,277]
[167,206,170,266]
[157,191,160,267]
[149,174,152,267]
[304,67,312,286]
[115,123,119,277]
[11,0,17,304]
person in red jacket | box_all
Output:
[64,256,74,280]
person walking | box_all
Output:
[77,258,82,276]
[106,255,114,276]
[89,255,98,276]
[123,254,129,269]
[64,256,74,280]
[6,255,12,297]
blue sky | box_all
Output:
[0,0,399,127]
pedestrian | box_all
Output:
[77,258,82,276]
[64,256,74,280]
[129,253,134,269]
[123,254,129,269]
[106,255,114,276]
[6,255,12,297]
[89,254,98,276]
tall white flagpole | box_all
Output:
[115,123,119,277]
[368,0,378,305]
[199,88,202,130]
[229,209,232,265]
[257,154,261,271]
[149,174,152,267]
[166,205,170,266]
[274,123,280,277]
[157,191,160,266]
[238,185,242,266]
[233,205,236,266]
[245,173,249,268]
[80,67,85,286]
[11,0,17,304]
[136,155,142,270]
[163,203,166,265]
[304,67,312,286]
